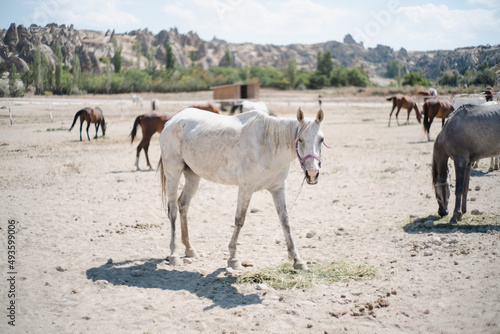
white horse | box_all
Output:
[132,94,143,107]
[230,100,273,115]
[159,107,325,270]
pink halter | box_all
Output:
[296,141,330,170]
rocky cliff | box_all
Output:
[1,23,499,80]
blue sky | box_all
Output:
[1,0,499,51]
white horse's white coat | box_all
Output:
[231,100,272,115]
[159,107,325,270]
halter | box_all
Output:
[296,141,331,170]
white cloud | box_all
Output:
[390,4,499,50]
[25,0,140,30]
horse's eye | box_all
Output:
[298,138,303,143]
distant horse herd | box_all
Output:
[65,92,499,268]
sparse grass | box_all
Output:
[232,261,376,290]
[402,213,500,233]
[46,127,68,132]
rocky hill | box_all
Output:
[1,22,499,80]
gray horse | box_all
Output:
[432,103,500,223]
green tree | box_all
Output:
[316,50,333,77]
[113,43,122,73]
[438,70,460,86]
[386,59,407,79]
[347,66,370,87]
[8,64,20,97]
[286,58,297,89]
[165,41,175,69]
[308,71,329,89]
[402,72,430,86]
[72,54,81,88]
[134,40,142,69]
[54,42,63,94]
[223,49,231,67]
[146,48,157,74]
[33,46,46,94]
[475,68,497,87]
[189,50,197,67]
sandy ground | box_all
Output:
[0,90,499,334]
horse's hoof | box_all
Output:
[227,259,243,270]
[167,256,181,266]
[185,248,199,258]
[293,261,309,270]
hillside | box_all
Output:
[1,22,499,80]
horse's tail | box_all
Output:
[423,102,430,134]
[159,156,167,212]
[68,109,84,131]
[230,104,242,114]
[386,96,396,108]
[130,115,143,143]
[414,104,422,123]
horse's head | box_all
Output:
[102,119,107,136]
[296,107,325,185]
[434,181,450,217]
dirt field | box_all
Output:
[1,90,499,334]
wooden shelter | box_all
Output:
[211,83,260,107]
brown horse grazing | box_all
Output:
[432,103,500,224]
[130,106,220,170]
[69,107,106,141]
[189,103,221,114]
[386,95,422,127]
[423,99,455,141]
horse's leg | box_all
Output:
[86,122,91,141]
[270,185,307,270]
[144,142,153,170]
[488,157,498,172]
[79,120,83,141]
[388,105,396,127]
[136,133,151,170]
[427,117,434,141]
[395,106,402,126]
[405,108,411,125]
[163,158,184,266]
[94,123,99,139]
[461,162,473,216]
[451,157,467,224]
[178,167,201,258]
[227,187,253,269]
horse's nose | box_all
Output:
[306,169,319,184]
[438,208,448,217]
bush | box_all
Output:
[403,72,430,86]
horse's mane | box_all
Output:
[241,112,301,154]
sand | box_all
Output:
[1,90,499,334]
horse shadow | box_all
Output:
[108,169,155,174]
[86,258,262,310]
[403,215,500,234]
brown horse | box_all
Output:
[69,107,106,141]
[130,105,220,170]
[190,103,221,114]
[423,99,455,141]
[386,95,422,127]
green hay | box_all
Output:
[233,261,376,290]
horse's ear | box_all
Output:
[297,107,304,123]
[316,108,324,124]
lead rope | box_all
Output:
[289,141,331,214]
[288,176,307,215]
